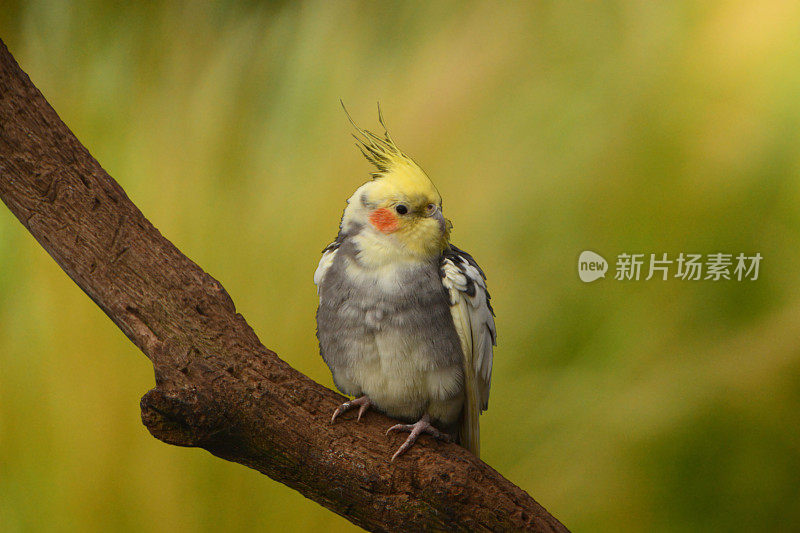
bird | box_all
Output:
[315,104,496,461]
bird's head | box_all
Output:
[339,106,451,262]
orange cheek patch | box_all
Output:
[369,208,399,233]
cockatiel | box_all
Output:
[315,106,496,461]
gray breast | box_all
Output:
[316,239,464,395]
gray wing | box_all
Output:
[440,245,496,456]
[314,243,339,292]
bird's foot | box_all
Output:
[386,414,451,461]
[331,395,372,423]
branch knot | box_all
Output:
[140,387,227,447]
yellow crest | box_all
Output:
[342,102,441,204]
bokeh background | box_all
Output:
[2,1,800,531]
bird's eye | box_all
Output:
[395,204,408,215]
[427,203,436,213]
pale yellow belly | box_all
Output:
[348,329,463,424]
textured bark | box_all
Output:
[0,39,569,533]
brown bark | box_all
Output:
[0,39,569,532]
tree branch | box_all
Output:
[0,39,568,532]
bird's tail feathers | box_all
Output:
[459,363,481,458]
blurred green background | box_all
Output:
[1,1,800,531]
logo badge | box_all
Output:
[578,250,608,282]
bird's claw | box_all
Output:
[331,395,372,423]
[386,414,450,461]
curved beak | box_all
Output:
[432,207,451,237]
